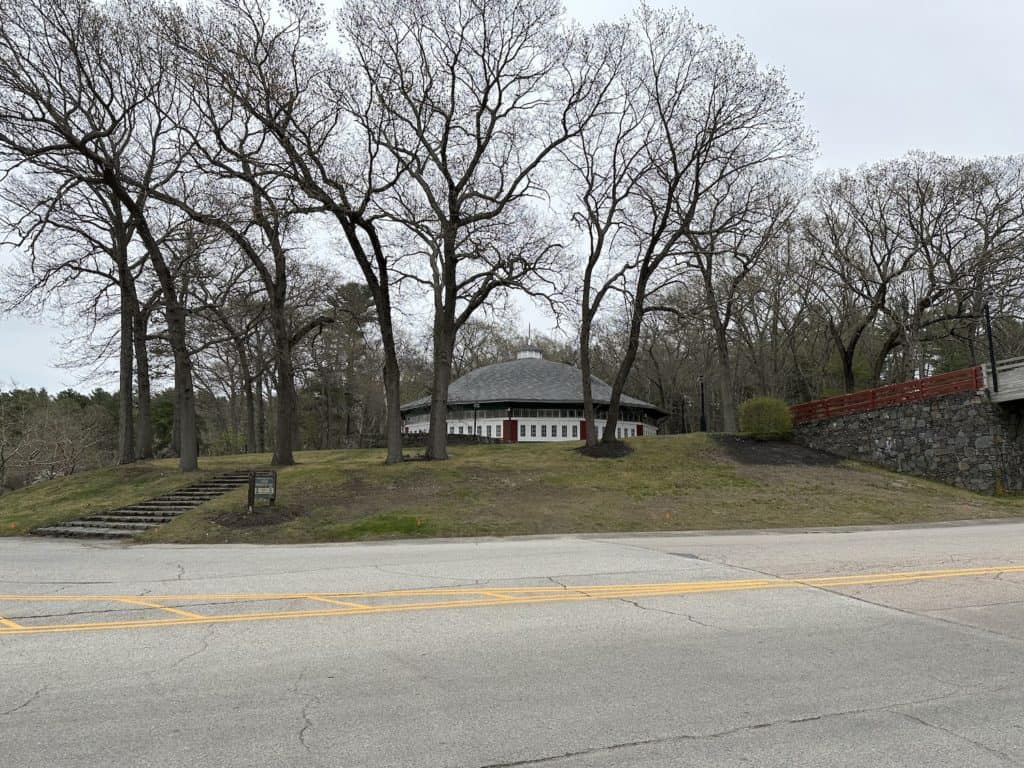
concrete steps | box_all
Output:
[32,471,253,540]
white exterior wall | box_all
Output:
[402,416,657,441]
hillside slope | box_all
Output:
[2,434,1021,543]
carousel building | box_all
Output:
[401,348,665,442]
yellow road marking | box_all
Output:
[302,595,372,610]
[0,563,1020,637]
[115,598,203,619]
[3,563,1022,604]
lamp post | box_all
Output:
[698,376,707,432]
[984,300,999,393]
[473,402,480,438]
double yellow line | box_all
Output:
[1,563,1021,637]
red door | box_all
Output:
[503,419,518,443]
[579,420,587,441]
[636,424,644,436]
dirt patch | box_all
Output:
[214,505,303,528]
[578,441,634,459]
[712,434,841,466]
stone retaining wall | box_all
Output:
[793,392,1024,494]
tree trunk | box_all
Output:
[272,354,296,462]
[116,262,135,465]
[133,309,154,459]
[716,344,737,433]
[841,347,856,394]
[334,216,403,463]
[425,233,458,461]
[100,170,197,471]
[271,315,297,466]
[373,306,403,463]
[579,314,598,448]
[425,304,456,460]
[166,301,199,471]
[603,334,638,443]
[603,275,650,444]
[256,374,266,453]
[171,396,181,457]
[238,343,256,454]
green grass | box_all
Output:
[0,455,263,536]
[2,434,1023,543]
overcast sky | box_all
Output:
[2,0,1022,391]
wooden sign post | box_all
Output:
[247,471,277,514]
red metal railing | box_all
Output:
[790,366,984,425]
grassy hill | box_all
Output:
[2,434,1022,543]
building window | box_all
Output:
[449,425,454,434]
[572,424,578,438]
[561,425,567,438]
[477,426,482,435]
[459,426,464,434]
[520,424,526,437]
[486,425,492,437]
[531,424,537,437]
[541,425,547,437]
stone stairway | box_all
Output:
[32,471,252,540]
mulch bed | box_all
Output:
[214,505,303,529]
[577,441,634,459]
[712,434,841,466]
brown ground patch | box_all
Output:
[578,441,634,459]
[214,505,304,528]
[712,434,841,466]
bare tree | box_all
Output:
[801,166,912,392]
[149,3,349,465]
[568,7,810,443]
[0,0,203,470]
[562,20,650,447]
[344,0,608,459]
[682,171,800,430]
[0,164,161,463]
[167,0,409,463]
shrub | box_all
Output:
[738,396,793,440]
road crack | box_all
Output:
[472,690,982,767]
[617,597,719,628]
[891,711,1018,764]
[298,697,315,754]
[289,664,324,761]
[1,686,48,717]
[167,623,214,671]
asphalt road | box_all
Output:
[2,521,1023,767]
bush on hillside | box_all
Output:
[738,396,793,441]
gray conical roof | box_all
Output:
[401,356,664,413]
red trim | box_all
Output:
[790,366,984,425]
[579,420,587,441]
[503,419,518,443]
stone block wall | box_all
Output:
[793,392,1024,494]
